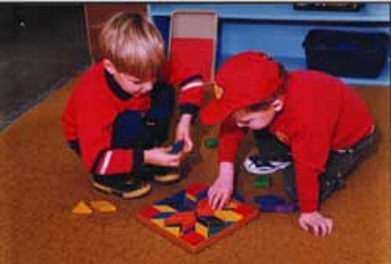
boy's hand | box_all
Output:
[208,162,235,210]
[299,211,333,236]
[175,114,193,153]
[144,147,182,167]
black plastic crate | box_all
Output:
[303,29,389,78]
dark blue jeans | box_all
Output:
[253,128,378,204]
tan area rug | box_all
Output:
[0,78,389,264]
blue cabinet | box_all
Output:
[150,3,390,87]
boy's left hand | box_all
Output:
[299,211,333,236]
[175,114,193,153]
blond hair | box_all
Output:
[99,12,165,80]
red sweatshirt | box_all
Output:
[218,71,374,212]
[63,61,204,176]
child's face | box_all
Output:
[233,107,276,130]
[233,98,284,130]
[113,71,154,97]
[104,59,154,97]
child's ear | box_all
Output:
[103,59,116,75]
[271,99,284,112]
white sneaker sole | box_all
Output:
[92,181,151,199]
[244,159,291,175]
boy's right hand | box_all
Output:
[299,211,333,236]
[144,147,182,167]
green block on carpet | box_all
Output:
[205,137,218,149]
[254,175,271,188]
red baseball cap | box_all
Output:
[200,51,281,125]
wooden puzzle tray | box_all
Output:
[136,183,259,253]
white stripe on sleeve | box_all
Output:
[181,81,204,92]
[99,150,113,175]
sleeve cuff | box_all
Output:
[179,103,199,116]
[132,148,145,175]
[179,75,203,87]
[299,200,319,213]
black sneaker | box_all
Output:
[92,174,151,199]
[244,154,291,175]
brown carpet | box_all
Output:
[0,78,389,264]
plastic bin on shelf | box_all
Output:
[303,29,389,78]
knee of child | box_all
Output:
[112,110,145,147]
[114,110,144,131]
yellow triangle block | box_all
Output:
[164,226,181,237]
[90,200,116,213]
[195,223,208,238]
[153,205,176,213]
[72,201,92,215]
[151,219,165,227]
[214,210,243,222]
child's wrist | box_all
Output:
[143,149,152,164]
[179,114,192,126]
[218,162,235,179]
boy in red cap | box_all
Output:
[63,13,205,198]
[200,51,377,236]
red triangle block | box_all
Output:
[186,183,208,197]
[180,231,205,245]
[138,206,160,219]
[196,198,215,216]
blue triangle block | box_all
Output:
[233,191,244,202]
[196,190,208,201]
[156,191,185,205]
[152,212,175,219]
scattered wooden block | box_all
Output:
[254,195,299,213]
[90,200,116,213]
[170,140,185,154]
[254,175,271,189]
[72,201,93,215]
[204,137,218,149]
[254,195,285,212]
[275,204,299,213]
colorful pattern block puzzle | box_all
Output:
[136,183,259,253]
